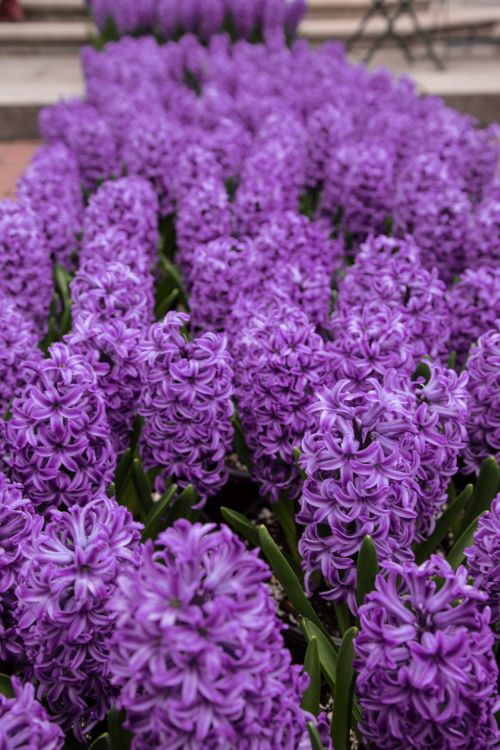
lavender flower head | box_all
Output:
[355,556,499,750]
[232,297,332,501]
[0,296,42,416]
[66,315,143,454]
[5,343,116,512]
[336,234,450,360]
[465,494,500,636]
[463,324,500,474]
[0,200,53,335]
[137,313,234,503]
[16,497,142,741]
[0,473,41,665]
[70,260,154,328]
[0,678,63,750]
[447,266,500,366]
[109,520,309,749]
[17,143,83,268]
[330,301,415,386]
[297,378,420,611]
[83,176,159,267]
[80,226,153,278]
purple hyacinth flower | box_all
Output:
[5,343,116,512]
[355,556,499,750]
[0,677,64,750]
[0,473,41,665]
[16,497,142,741]
[109,520,310,749]
[137,312,234,503]
[465,494,500,637]
[0,296,43,416]
[297,378,420,611]
[0,200,53,336]
[463,324,500,474]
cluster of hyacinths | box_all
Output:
[0,678,63,750]
[355,556,499,750]
[0,474,41,665]
[4,344,116,511]
[137,312,234,502]
[109,521,311,749]
[87,0,306,41]
[16,498,141,740]
[1,7,500,749]
[466,495,500,636]
[297,378,420,611]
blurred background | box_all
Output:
[1,0,499,196]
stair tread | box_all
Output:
[0,19,92,41]
[300,6,500,37]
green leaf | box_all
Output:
[414,484,473,564]
[132,457,153,516]
[165,484,199,526]
[334,602,352,636]
[155,288,179,320]
[54,264,72,306]
[115,448,133,494]
[461,457,499,533]
[411,360,431,383]
[220,507,259,547]
[108,707,132,750]
[447,513,485,570]
[231,410,253,470]
[300,618,338,693]
[0,674,13,698]
[88,734,111,750]
[141,484,178,542]
[274,493,301,571]
[258,526,328,639]
[301,636,321,715]
[307,721,325,750]
[292,447,307,480]
[330,627,358,750]
[130,416,143,452]
[107,482,116,499]
[356,535,378,609]
[159,257,189,309]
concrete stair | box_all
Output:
[305,0,431,19]
[299,4,500,45]
[24,0,86,20]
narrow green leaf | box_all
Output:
[130,416,143,452]
[0,674,13,698]
[231,410,253,470]
[155,288,179,320]
[141,484,178,542]
[461,457,499,533]
[107,482,116,499]
[221,507,259,547]
[258,526,328,639]
[165,484,199,526]
[301,618,338,693]
[447,513,485,570]
[292,447,307,480]
[411,360,431,383]
[88,734,111,750]
[132,457,153,515]
[356,535,378,608]
[108,707,132,750]
[330,627,358,750]
[334,602,352,636]
[274,494,301,571]
[307,722,325,750]
[115,448,132,493]
[160,257,189,309]
[415,484,473,564]
[447,350,457,370]
[301,636,321,715]
[54,264,71,306]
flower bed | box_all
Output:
[0,5,499,749]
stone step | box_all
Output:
[305,0,431,19]
[299,6,500,43]
[0,19,93,52]
[24,0,86,20]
